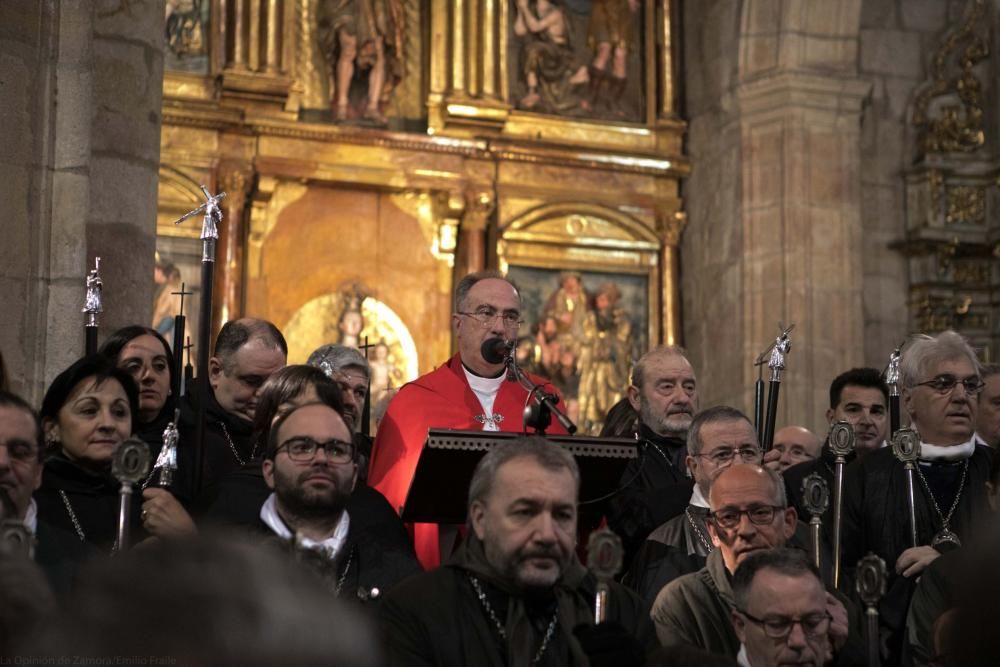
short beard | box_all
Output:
[641,401,692,438]
[274,468,351,521]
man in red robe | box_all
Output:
[369,270,567,569]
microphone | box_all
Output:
[481,338,513,365]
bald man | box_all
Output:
[763,426,822,473]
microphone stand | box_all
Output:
[504,349,577,435]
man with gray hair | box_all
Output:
[627,407,762,610]
[307,344,373,479]
[651,464,849,659]
[379,436,653,666]
[369,270,566,570]
[842,330,993,663]
[608,345,699,564]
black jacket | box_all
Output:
[607,425,693,564]
[35,453,145,553]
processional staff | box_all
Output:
[856,553,887,667]
[359,336,374,439]
[891,428,921,548]
[82,257,103,355]
[758,324,793,452]
[111,438,151,553]
[586,528,623,622]
[800,473,829,574]
[173,186,226,495]
[828,420,855,590]
[170,282,193,401]
[884,343,903,439]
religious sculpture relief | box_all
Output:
[165,0,210,72]
[509,0,644,121]
[317,0,407,125]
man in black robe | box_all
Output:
[176,318,287,508]
[256,401,420,604]
[841,330,994,663]
[626,406,762,611]
[380,436,655,666]
[607,346,697,564]
[783,367,888,537]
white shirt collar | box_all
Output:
[462,366,506,431]
[737,644,752,667]
[690,484,710,509]
[918,438,976,463]
[259,493,350,559]
[23,498,38,535]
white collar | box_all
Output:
[259,493,350,559]
[23,498,38,535]
[737,644,752,667]
[919,438,976,463]
[690,484,710,509]
[462,365,506,395]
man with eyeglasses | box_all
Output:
[763,425,822,473]
[974,363,1000,448]
[307,343,374,480]
[370,270,566,569]
[627,406,761,610]
[0,390,89,592]
[259,401,421,602]
[841,330,994,664]
[731,548,833,667]
[650,464,851,660]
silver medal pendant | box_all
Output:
[931,528,961,548]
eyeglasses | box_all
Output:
[457,309,523,330]
[913,374,984,395]
[737,609,832,640]
[711,505,784,529]
[697,446,762,466]
[0,440,39,462]
[276,437,355,464]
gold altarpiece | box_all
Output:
[156,0,688,428]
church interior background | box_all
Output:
[3,0,1000,437]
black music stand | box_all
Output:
[400,430,637,528]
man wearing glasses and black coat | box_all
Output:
[841,330,994,663]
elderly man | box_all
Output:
[650,465,849,659]
[258,401,420,603]
[307,344,373,480]
[783,368,888,537]
[0,391,89,591]
[370,271,565,569]
[731,549,834,667]
[379,437,653,666]
[974,363,1000,448]
[764,426,822,473]
[627,407,761,610]
[177,318,287,506]
[608,345,698,563]
[842,331,994,663]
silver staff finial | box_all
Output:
[82,256,103,323]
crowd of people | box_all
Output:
[1,269,998,666]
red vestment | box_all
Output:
[369,353,566,569]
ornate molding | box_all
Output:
[911,0,989,155]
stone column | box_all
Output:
[735,73,870,430]
[455,190,493,279]
[0,1,163,400]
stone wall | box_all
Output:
[0,0,163,401]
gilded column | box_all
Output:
[229,0,248,70]
[264,0,280,74]
[213,166,254,338]
[658,211,686,346]
[481,0,498,99]
[455,190,491,278]
[248,0,262,72]
[451,0,467,95]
